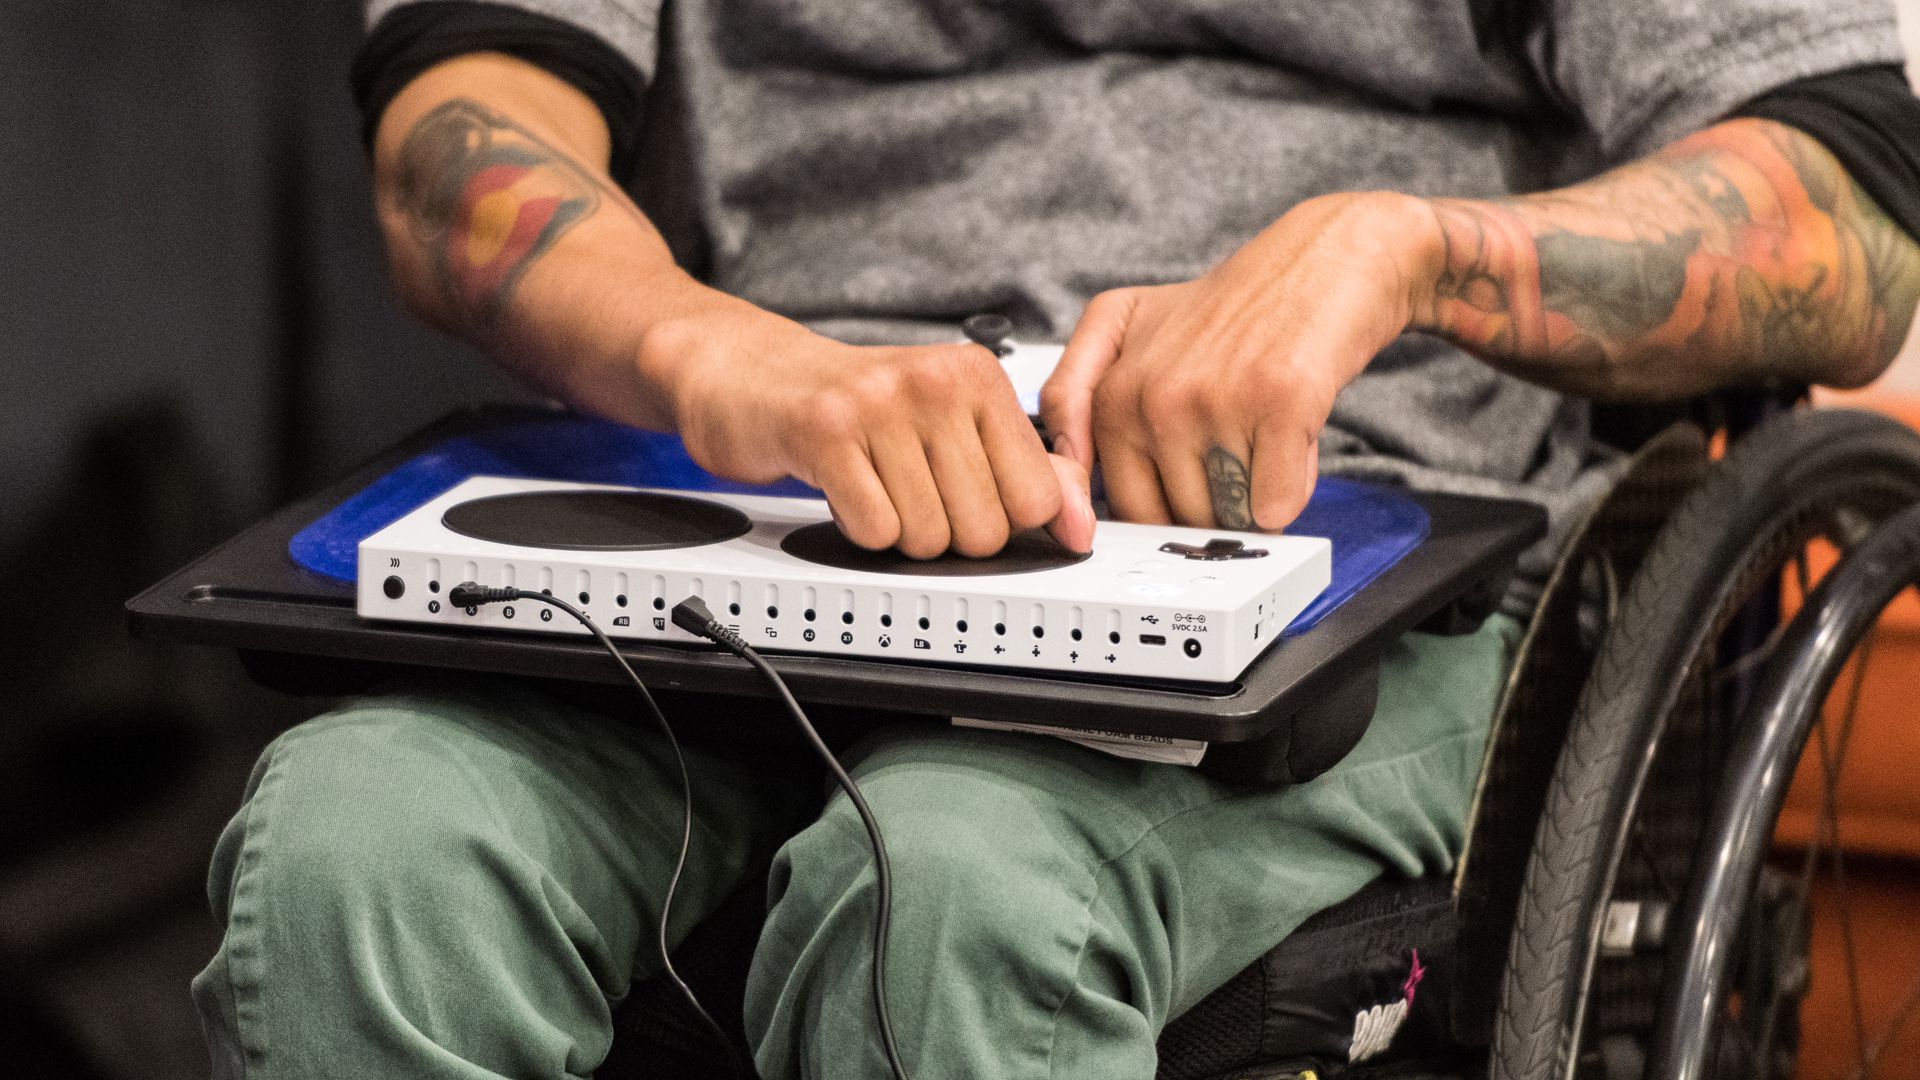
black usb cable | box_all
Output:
[447,584,911,1080]
[446,583,741,1077]
[670,597,911,1080]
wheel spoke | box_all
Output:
[1813,759,1869,1075]
[1811,630,1877,1072]
[1709,616,1791,689]
[1850,971,1920,1080]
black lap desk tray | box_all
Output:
[127,406,1545,786]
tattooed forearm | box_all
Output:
[1205,446,1254,529]
[1534,228,1699,343]
[1417,119,1920,397]
[394,99,603,329]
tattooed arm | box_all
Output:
[1045,118,1920,531]
[1414,119,1920,399]
[372,54,707,428]
[371,55,1093,555]
[393,99,601,329]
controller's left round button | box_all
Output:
[383,575,406,599]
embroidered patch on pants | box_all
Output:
[1348,949,1425,1063]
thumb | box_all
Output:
[1043,452,1098,554]
[1041,289,1136,475]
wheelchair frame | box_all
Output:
[1485,403,1920,1080]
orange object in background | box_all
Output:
[1775,541,1920,863]
[1774,388,1920,1079]
[1790,868,1920,1080]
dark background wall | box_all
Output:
[0,4,524,1076]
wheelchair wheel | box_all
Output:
[1491,408,1920,1080]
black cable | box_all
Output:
[670,596,912,1080]
[446,583,741,1077]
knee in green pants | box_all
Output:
[193,677,796,1080]
[196,616,1515,1079]
[745,614,1519,1080]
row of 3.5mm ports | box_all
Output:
[396,570,1132,646]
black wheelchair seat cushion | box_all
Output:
[1156,874,1462,1080]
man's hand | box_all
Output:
[374,55,1094,560]
[1042,192,1434,531]
[646,305,1096,558]
[1046,119,1920,533]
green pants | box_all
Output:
[193,615,1517,1079]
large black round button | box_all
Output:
[383,575,406,599]
[442,490,750,550]
[780,523,1088,576]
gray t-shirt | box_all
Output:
[370,0,1905,612]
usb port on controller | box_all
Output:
[1139,634,1166,646]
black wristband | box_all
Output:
[351,1,647,184]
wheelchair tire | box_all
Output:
[1490,407,1920,1080]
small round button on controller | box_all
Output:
[383,575,405,600]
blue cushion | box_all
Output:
[289,413,1427,637]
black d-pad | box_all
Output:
[1160,538,1269,560]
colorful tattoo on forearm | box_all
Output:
[394,99,602,328]
[1422,119,1920,395]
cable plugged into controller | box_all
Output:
[447,584,909,1080]
[671,595,912,1080]
[670,595,747,649]
[448,583,518,607]
[447,582,743,1077]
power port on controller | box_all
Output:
[1183,638,1202,658]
